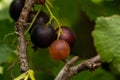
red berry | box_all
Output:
[56,26,76,48]
[49,40,70,60]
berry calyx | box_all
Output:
[56,26,76,48]
[9,0,25,21]
[30,23,57,48]
[49,40,70,60]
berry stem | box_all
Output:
[45,2,63,40]
[46,0,53,8]
[3,32,15,40]
[53,16,62,40]
[24,5,42,35]
[45,2,53,24]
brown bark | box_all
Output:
[55,55,101,80]
[15,0,37,72]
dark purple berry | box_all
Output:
[56,26,76,48]
[9,0,25,21]
[28,11,49,24]
[30,23,57,48]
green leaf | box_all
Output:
[0,0,12,20]
[0,44,11,63]
[92,15,120,74]
[0,19,15,40]
[80,0,120,20]
[53,0,79,26]
[71,68,116,80]
[0,66,3,74]
[110,56,120,74]
[92,15,120,63]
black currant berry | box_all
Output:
[9,0,25,21]
[30,23,57,48]
[28,11,49,24]
[56,26,76,48]
[35,11,49,24]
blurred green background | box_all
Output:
[0,0,120,80]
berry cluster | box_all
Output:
[9,0,76,61]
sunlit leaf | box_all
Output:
[0,66,3,74]
[0,0,12,20]
[93,15,120,73]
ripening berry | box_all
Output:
[49,40,70,60]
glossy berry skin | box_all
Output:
[49,40,70,60]
[56,26,76,48]
[30,23,57,48]
[28,11,49,24]
[9,0,25,21]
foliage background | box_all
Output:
[0,0,120,80]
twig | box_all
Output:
[55,55,101,80]
[15,0,37,72]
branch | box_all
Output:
[55,55,101,80]
[15,0,37,72]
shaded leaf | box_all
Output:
[80,0,120,20]
[71,68,116,80]
[0,45,11,63]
